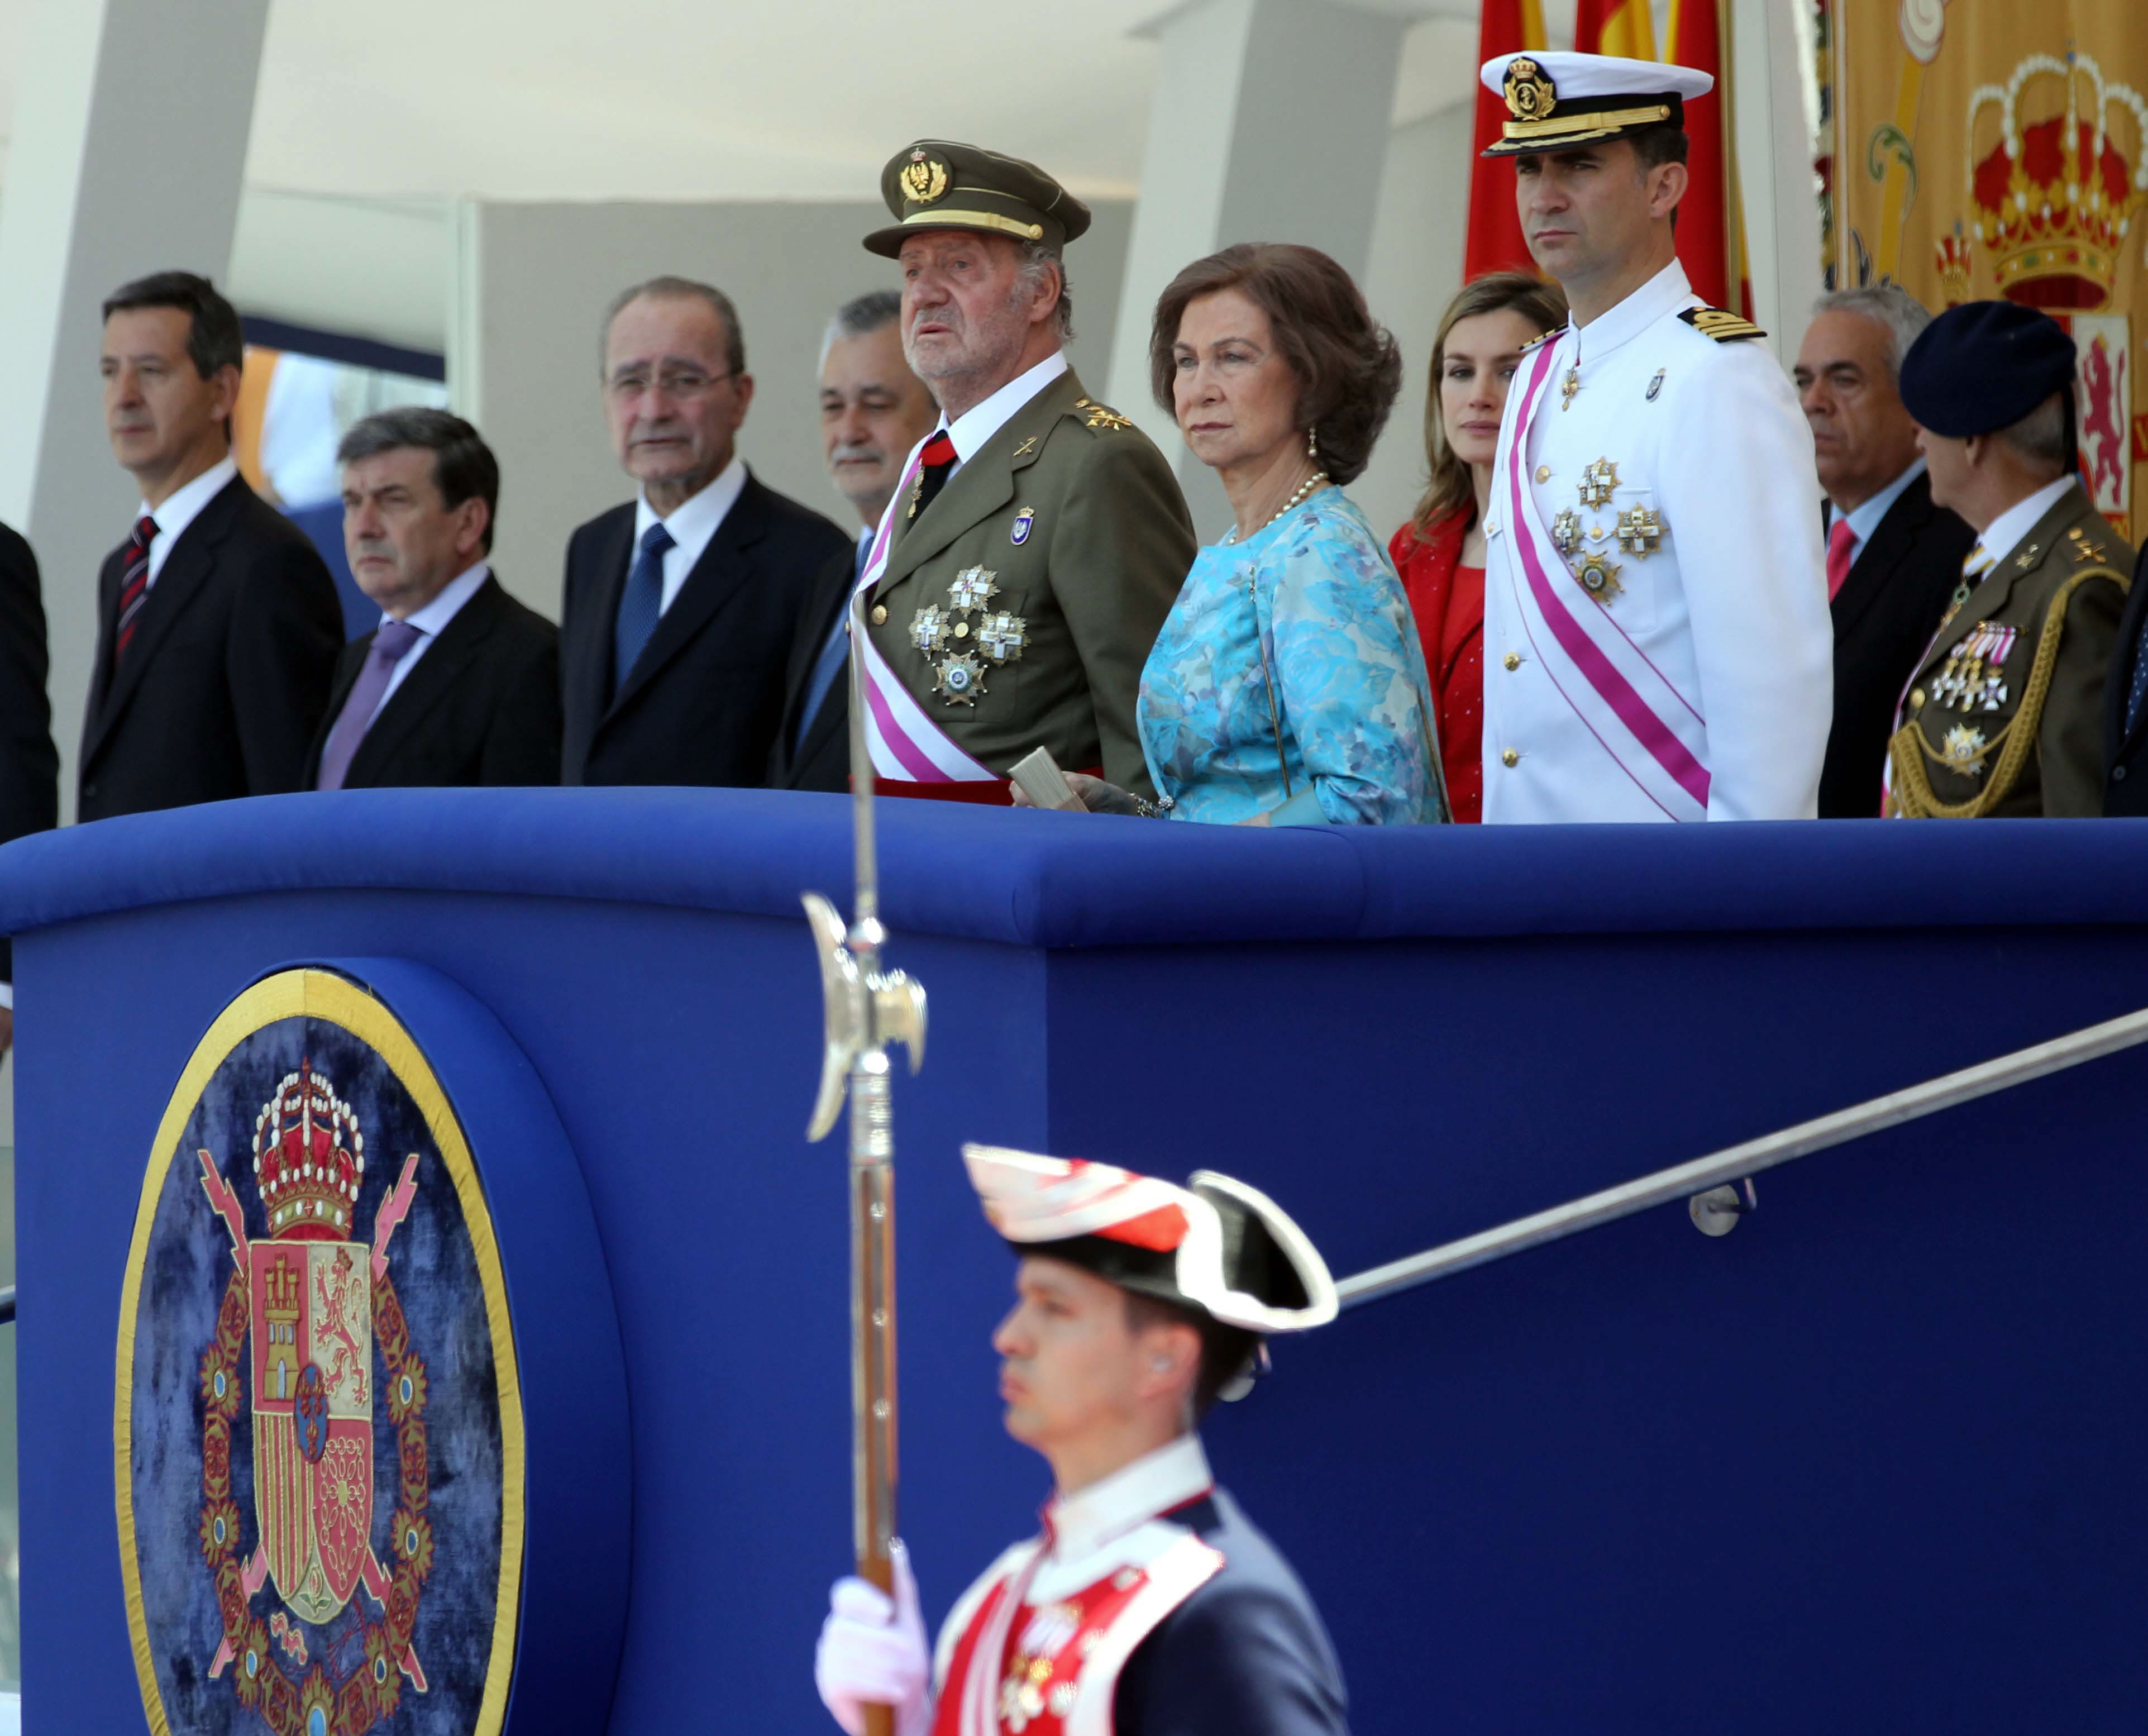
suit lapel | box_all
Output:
[609,478,767,716]
[347,578,504,780]
[875,369,1078,604]
[83,476,245,762]
[570,511,636,729]
[1833,475,1932,642]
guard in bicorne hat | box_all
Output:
[814,1147,1350,1736]
[1473,50,1834,824]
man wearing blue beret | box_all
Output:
[1882,300,2132,817]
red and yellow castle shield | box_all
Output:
[1830,0,2147,539]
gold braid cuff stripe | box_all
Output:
[902,208,1044,240]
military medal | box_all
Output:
[948,565,997,611]
[917,568,1027,704]
[1615,505,1663,558]
[1011,507,1035,545]
[1578,458,1619,508]
[977,611,1029,661]
[1560,366,1581,411]
[933,652,986,704]
[910,603,948,654]
[1552,509,1582,556]
[1574,551,1623,603]
[1941,724,1989,776]
[1646,369,1665,401]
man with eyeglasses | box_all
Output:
[561,275,849,787]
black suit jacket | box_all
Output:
[560,470,849,787]
[768,540,862,793]
[2101,539,2148,814]
[0,524,59,986]
[1818,470,1976,818]
[302,574,562,790]
[79,474,343,823]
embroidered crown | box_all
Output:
[251,1059,366,1241]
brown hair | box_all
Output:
[1409,271,1569,537]
[1148,243,1401,486]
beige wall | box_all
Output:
[460,198,1134,624]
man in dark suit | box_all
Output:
[304,409,560,790]
[562,276,849,786]
[2101,542,2148,813]
[770,290,941,793]
[0,522,60,1055]
[1796,285,1976,818]
[80,272,343,823]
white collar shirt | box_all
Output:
[1968,474,2078,576]
[1028,1433,1213,1601]
[140,456,240,588]
[1827,456,1929,569]
[632,455,748,616]
[366,561,491,722]
[938,351,1070,474]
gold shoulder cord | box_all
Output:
[1888,565,2130,818]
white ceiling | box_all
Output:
[0,0,1523,204]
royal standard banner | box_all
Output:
[1832,0,2148,539]
[116,969,525,1736]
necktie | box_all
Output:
[1936,544,1993,641]
[314,619,424,791]
[112,514,158,673]
[795,539,871,752]
[910,431,958,521]
[612,521,676,699]
[1825,517,1856,600]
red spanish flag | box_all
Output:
[1664,0,1751,314]
[1464,0,1548,280]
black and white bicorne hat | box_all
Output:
[961,1144,1338,1335]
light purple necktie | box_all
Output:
[315,619,424,791]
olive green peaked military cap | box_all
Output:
[863,140,1093,257]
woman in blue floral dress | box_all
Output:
[1014,244,1446,826]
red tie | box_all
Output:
[1825,517,1856,600]
[113,513,158,672]
[911,431,958,520]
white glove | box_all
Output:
[815,1539,932,1736]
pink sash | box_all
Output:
[1501,340,1712,821]
[849,438,1000,786]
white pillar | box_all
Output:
[1731,0,1823,368]
[1110,0,1421,532]
[0,0,271,823]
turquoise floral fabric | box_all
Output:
[1138,488,1443,825]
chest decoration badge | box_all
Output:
[1011,508,1035,547]
[1930,622,2017,713]
[1578,458,1619,509]
[912,566,1026,705]
[1551,509,1582,556]
[1615,506,1663,559]
[1560,366,1581,411]
[1941,724,1990,777]
[1645,369,1665,402]
[1573,551,1624,604]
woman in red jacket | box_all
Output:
[1389,273,1567,822]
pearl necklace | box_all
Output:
[1224,470,1329,544]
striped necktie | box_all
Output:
[909,431,958,521]
[112,514,158,673]
[1934,543,1994,641]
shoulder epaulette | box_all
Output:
[1520,327,1563,353]
[1070,395,1133,432]
[1679,306,1767,343]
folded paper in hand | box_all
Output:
[1009,747,1086,813]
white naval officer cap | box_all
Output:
[962,1143,1338,1336]
[1478,50,1715,158]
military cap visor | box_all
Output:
[1898,299,2079,438]
[865,140,1092,258]
[1478,50,1712,157]
[961,1144,1338,1336]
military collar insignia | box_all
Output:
[1011,507,1035,545]
[1504,56,1557,122]
[1645,369,1666,400]
[900,149,950,206]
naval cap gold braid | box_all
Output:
[1887,564,2128,817]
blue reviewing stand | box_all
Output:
[3,790,2144,1734]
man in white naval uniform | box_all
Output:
[1476,50,1832,822]
[813,1146,1348,1736]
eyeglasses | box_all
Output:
[607,366,738,402]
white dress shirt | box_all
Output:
[632,455,748,616]
[1826,456,1929,573]
[140,456,240,587]
[362,561,492,725]
[938,351,1070,474]
[1965,474,2078,576]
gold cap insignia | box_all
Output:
[1503,57,1557,123]
[900,150,951,206]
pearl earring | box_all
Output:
[1306,427,1319,460]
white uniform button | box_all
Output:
[1502,652,1522,672]
[870,605,888,626]
[1500,748,1520,769]
[1534,466,1551,483]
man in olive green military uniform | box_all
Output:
[1884,301,2132,818]
[848,140,1196,799]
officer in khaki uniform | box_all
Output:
[853,141,1196,798]
[1884,300,2132,818]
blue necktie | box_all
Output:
[795,538,870,751]
[612,521,675,698]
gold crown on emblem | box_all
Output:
[901,149,950,206]
[1504,57,1558,123]
[252,1058,366,1239]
